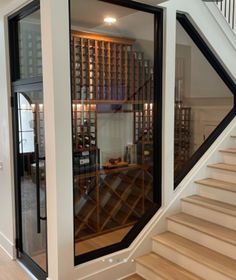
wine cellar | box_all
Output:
[71,30,155,242]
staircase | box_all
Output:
[132,135,236,279]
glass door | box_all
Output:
[14,87,47,279]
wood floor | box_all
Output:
[0,248,31,280]
[75,226,132,255]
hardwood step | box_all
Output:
[208,163,236,172]
[196,178,236,206]
[207,163,236,184]
[195,178,236,193]
[182,195,236,217]
[181,195,236,230]
[136,253,203,280]
[219,149,236,165]
[152,232,236,280]
[167,213,236,259]
[168,213,236,246]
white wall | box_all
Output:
[97,113,133,164]
[0,13,15,259]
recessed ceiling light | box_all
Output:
[104,17,117,24]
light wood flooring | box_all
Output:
[0,248,31,280]
[75,226,132,255]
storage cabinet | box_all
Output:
[71,30,154,241]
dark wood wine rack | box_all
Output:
[71,31,154,242]
[174,106,191,175]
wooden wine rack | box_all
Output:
[74,165,153,241]
[71,31,154,242]
[174,106,191,175]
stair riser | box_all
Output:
[136,264,163,280]
[152,241,231,280]
[199,185,236,206]
[221,153,236,165]
[209,168,236,184]
[168,220,236,260]
[182,201,236,230]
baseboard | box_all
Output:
[0,231,15,259]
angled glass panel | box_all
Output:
[174,20,234,179]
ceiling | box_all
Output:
[71,0,167,28]
[71,0,136,29]
[71,0,156,42]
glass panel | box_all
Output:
[174,21,234,177]
[18,10,42,79]
[17,91,47,271]
[70,0,155,257]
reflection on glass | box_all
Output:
[18,92,47,271]
[71,0,155,257]
[174,21,234,177]
[18,10,42,79]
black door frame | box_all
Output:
[12,80,48,280]
[9,1,48,279]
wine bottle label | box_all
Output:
[80,158,90,165]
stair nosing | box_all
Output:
[153,232,236,279]
[181,195,236,217]
[195,178,236,193]
[167,213,236,246]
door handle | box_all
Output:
[35,143,41,234]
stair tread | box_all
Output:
[195,178,236,193]
[153,232,236,279]
[182,195,236,217]
[136,252,204,280]
[220,148,236,154]
[208,162,236,172]
[168,212,236,246]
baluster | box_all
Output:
[232,0,235,29]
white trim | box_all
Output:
[0,231,15,259]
